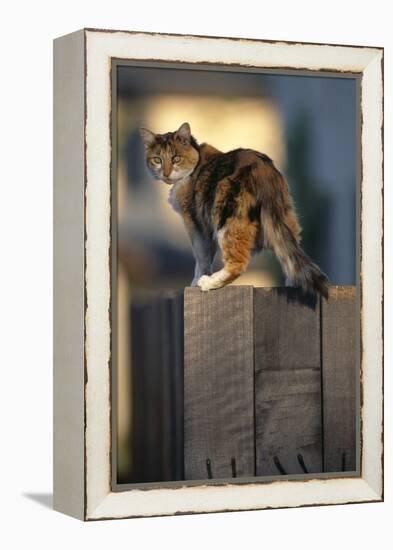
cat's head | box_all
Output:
[140,122,199,184]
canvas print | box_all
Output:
[113,62,359,486]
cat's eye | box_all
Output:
[152,156,162,164]
[172,155,182,164]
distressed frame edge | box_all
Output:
[359,47,384,500]
[53,29,86,521]
[83,26,384,53]
[80,29,383,520]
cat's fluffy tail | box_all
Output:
[261,209,329,299]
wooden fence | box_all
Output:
[126,286,357,483]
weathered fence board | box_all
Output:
[125,285,357,484]
[321,287,357,472]
[254,289,323,476]
[128,292,184,483]
[170,292,185,480]
[184,286,255,480]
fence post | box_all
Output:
[184,286,255,480]
[321,287,357,472]
[128,292,184,483]
[254,288,323,476]
[127,285,357,483]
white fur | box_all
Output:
[197,268,230,291]
[167,177,189,213]
[216,227,226,247]
[167,185,181,213]
[196,229,227,290]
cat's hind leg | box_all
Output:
[198,219,256,291]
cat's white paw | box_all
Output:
[197,274,223,291]
[197,275,214,291]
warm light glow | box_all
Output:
[144,94,285,245]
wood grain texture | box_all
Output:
[321,287,357,472]
[171,292,185,480]
[254,288,323,476]
[128,293,184,483]
[184,286,255,480]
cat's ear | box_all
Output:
[139,127,156,148]
[175,122,191,143]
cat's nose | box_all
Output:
[163,162,172,178]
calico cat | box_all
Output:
[140,122,329,298]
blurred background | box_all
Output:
[115,64,358,483]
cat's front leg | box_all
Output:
[191,267,205,287]
[190,233,216,287]
[191,259,205,287]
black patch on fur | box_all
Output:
[154,131,200,151]
[248,203,261,223]
[195,150,240,223]
[154,133,172,147]
[188,186,204,234]
[218,177,242,229]
[216,163,255,229]
[189,135,200,150]
[256,152,274,164]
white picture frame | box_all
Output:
[53,28,383,521]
